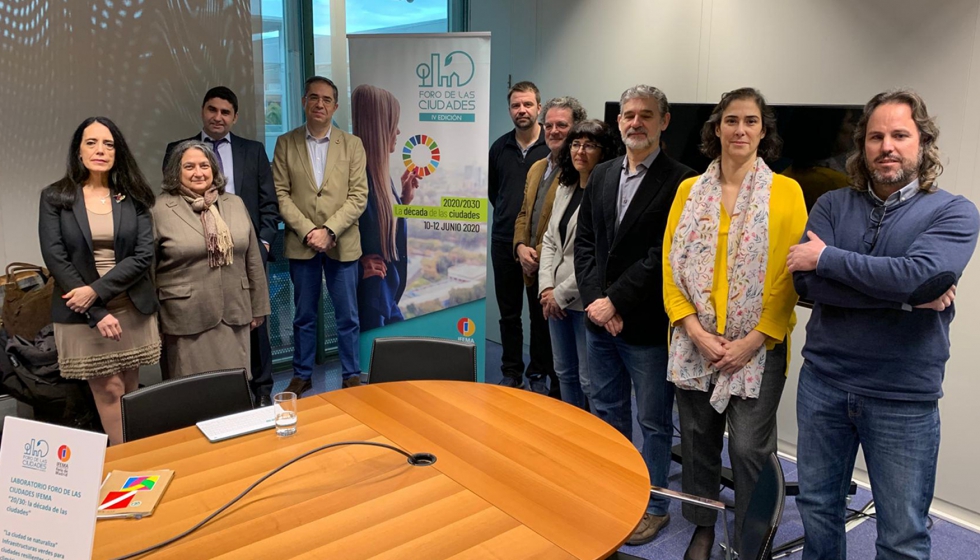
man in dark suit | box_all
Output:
[575,85,696,546]
[163,86,280,406]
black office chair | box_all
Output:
[647,452,786,560]
[738,452,786,560]
[120,368,253,442]
[367,337,477,384]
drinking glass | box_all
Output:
[273,391,298,437]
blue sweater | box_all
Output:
[794,186,979,401]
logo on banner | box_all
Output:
[402,134,440,177]
[416,51,477,122]
[417,51,475,87]
[457,317,476,341]
[22,438,49,472]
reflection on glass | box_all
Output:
[655,104,863,213]
[312,0,449,105]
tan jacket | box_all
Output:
[513,157,560,286]
[152,193,271,336]
[272,125,369,262]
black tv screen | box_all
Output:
[604,101,863,212]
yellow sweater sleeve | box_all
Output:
[663,176,699,325]
[755,175,809,341]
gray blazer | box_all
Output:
[151,193,271,336]
[538,183,584,312]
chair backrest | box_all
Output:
[368,337,476,384]
[121,368,252,442]
[739,452,786,560]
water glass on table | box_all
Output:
[273,391,298,437]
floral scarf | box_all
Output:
[179,185,234,268]
[667,157,772,412]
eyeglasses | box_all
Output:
[863,203,887,251]
[569,141,600,153]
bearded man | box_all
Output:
[788,89,979,560]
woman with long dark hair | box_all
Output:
[537,120,617,410]
[351,84,420,330]
[663,88,807,558]
[38,116,159,445]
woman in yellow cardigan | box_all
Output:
[663,88,807,560]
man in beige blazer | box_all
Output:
[273,76,368,396]
[511,96,586,396]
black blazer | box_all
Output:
[38,187,158,327]
[574,152,696,346]
[163,132,280,259]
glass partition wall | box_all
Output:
[265,0,450,369]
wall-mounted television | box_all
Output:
[604,101,863,212]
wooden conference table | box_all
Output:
[93,381,650,559]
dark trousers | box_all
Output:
[674,342,787,549]
[490,240,555,385]
[249,252,273,399]
[796,362,939,560]
[248,321,273,398]
[289,254,360,380]
[587,330,674,515]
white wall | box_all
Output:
[471,0,541,345]
[473,0,980,525]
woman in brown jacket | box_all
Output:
[152,140,270,380]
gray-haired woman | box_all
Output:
[152,140,270,380]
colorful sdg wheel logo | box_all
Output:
[402,134,440,177]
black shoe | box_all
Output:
[548,377,562,400]
[284,376,313,397]
[342,375,362,389]
[684,525,715,560]
[257,394,273,407]
[498,376,524,389]
[527,376,549,395]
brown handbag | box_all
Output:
[0,262,54,339]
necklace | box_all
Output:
[85,186,111,204]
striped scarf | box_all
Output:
[179,186,234,268]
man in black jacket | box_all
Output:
[163,86,280,406]
[575,84,696,546]
[488,81,551,391]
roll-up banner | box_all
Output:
[348,33,491,381]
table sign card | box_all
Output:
[0,417,107,560]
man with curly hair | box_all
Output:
[788,89,979,560]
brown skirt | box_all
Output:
[160,322,251,380]
[54,296,160,380]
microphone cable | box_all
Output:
[110,441,437,560]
